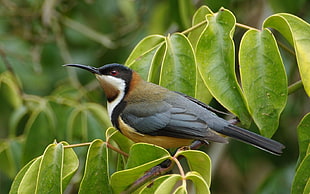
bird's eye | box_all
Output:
[110,70,119,76]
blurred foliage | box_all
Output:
[0,0,310,194]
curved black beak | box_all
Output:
[63,64,101,74]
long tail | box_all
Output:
[220,124,285,155]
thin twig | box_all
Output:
[63,141,129,157]
[288,80,303,94]
[235,22,259,31]
[64,142,92,148]
[181,19,208,35]
[106,143,129,157]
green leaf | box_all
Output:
[173,185,187,194]
[61,141,79,189]
[154,174,182,194]
[79,139,112,194]
[187,6,214,104]
[297,113,310,165]
[196,8,251,126]
[176,150,211,186]
[239,28,287,137]
[9,158,36,194]
[291,149,310,194]
[126,143,170,169]
[185,171,210,194]
[36,143,63,193]
[159,33,196,96]
[139,175,171,194]
[125,35,165,81]
[110,143,170,193]
[17,157,42,194]
[264,13,310,96]
[188,5,213,48]
[106,127,133,155]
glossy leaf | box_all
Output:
[9,158,36,194]
[17,157,42,194]
[196,8,251,126]
[291,147,310,194]
[239,29,287,137]
[176,150,211,185]
[264,13,310,96]
[61,141,79,189]
[154,174,182,194]
[160,33,196,96]
[297,113,310,165]
[139,175,171,194]
[188,5,213,48]
[79,139,112,194]
[125,35,165,80]
[110,143,170,193]
[106,127,133,155]
[186,171,210,194]
[36,143,63,193]
[173,185,187,194]
[188,6,213,104]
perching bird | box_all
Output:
[65,63,285,155]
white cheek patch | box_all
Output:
[96,75,126,119]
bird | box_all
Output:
[64,63,285,155]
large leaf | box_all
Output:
[176,150,211,186]
[239,28,287,137]
[79,139,112,194]
[264,13,310,96]
[10,142,78,194]
[154,174,182,194]
[185,171,210,194]
[61,141,79,189]
[297,113,310,165]
[110,143,170,193]
[188,6,214,104]
[196,8,251,126]
[159,33,196,96]
[188,5,213,48]
[36,143,63,193]
[291,145,310,194]
[125,35,165,81]
[16,157,42,194]
[9,158,36,194]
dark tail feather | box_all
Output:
[221,124,285,155]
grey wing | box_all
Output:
[121,99,227,143]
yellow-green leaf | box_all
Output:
[239,28,287,137]
[196,8,251,126]
[264,13,310,96]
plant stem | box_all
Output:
[235,22,259,31]
[181,20,208,35]
[64,141,129,157]
[288,80,303,94]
